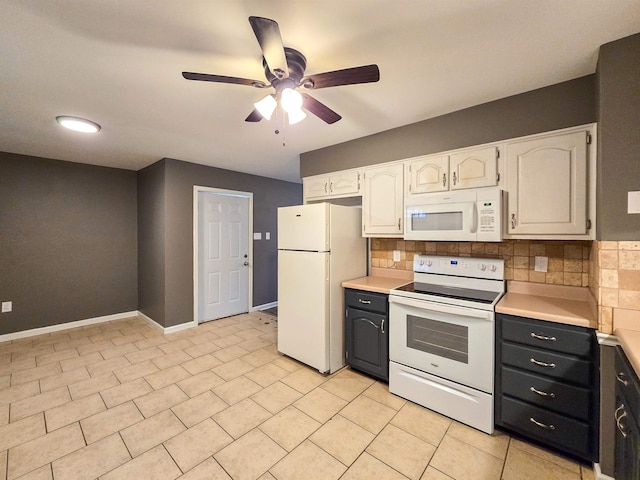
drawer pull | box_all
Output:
[358,299,371,305]
[530,386,555,398]
[530,417,555,430]
[530,332,557,342]
[616,372,629,387]
[530,358,556,368]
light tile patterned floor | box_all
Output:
[0,313,596,480]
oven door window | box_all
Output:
[407,314,468,363]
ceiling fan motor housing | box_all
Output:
[264,48,307,93]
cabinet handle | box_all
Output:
[324,183,328,193]
[530,332,557,342]
[511,213,517,229]
[615,404,626,422]
[330,182,333,192]
[530,417,555,430]
[616,372,629,386]
[452,172,457,185]
[530,386,555,398]
[398,218,401,231]
[530,358,556,368]
[381,319,385,334]
[358,299,371,304]
[443,173,446,187]
[616,404,628,438]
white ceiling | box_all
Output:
[1,1,639,183]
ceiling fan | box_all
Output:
[182,16,380,125]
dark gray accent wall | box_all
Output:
[137,160,166,326]
[300,75,595,177]
[596,33,640,240]
[0,152,138,335]
[138,158,302,328]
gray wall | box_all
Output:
[596,33,640,240]
[137,160,166,326]
[138,158,302,328]
[300,75,595,177]
[0,152,138,335]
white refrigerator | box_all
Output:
[277,203,366,374]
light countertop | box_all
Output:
[342,268,411,294]
[496,281,597,329]
[615,311,640,378]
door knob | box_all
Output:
[243,262,249,266]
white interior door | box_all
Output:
[198,191,250,322]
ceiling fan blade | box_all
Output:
[248,16,289,79]
[301,93,342,124]
[182,71,267,88]
[302,64,380,89]
[245,109,263,122]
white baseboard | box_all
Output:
[594,463,614,480]
[138,311,196,335]
[250,301,277,312]
[0,310,139,343]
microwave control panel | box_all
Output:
[476,189,502,240]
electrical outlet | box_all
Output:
[534,256,548,273]
[393,250,401,262]
[1,301,12,313]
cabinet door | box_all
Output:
[615,396,640,480]
[406,155,449,194]
[363,163,403,236]
[329,170,360,196]
[303,175,329,199]
[449,146,498,190]
[345,308,388,381]
[506,131,588,235]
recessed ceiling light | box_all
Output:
[56,116,101,133]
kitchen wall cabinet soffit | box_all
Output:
[302,123,596,240]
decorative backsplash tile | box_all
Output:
[371,239,591,287]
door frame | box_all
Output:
[193,185,254,325]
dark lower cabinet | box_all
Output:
[345,288,389,381]
[615,346,640,480]
[495,313,599,462]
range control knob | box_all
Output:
[478,264,487,271]
[490,265,497,272]
[418,260,424,266]
[426,260,433,267]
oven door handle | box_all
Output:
[389,295,492,320]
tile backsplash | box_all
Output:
[371,239,591,287]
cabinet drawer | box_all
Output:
[501,366,591,420]
[501,396,592,459]
[615,346,640,422]
[502,343,592,386]
[345,289,387,314]
[499,314,593,357]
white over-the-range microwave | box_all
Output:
[404,187,503,242]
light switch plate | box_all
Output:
[534,256,548,273]
[1,301,12,313]
[628,191,640,214]
[253,232,262,240]
[265,232,270,240]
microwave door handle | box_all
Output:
[470,203,478,233]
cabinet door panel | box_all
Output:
[303,175,329,199]
[407,155,449,193]
[506,131,587,234]
[363,164,403,236]
[329,171,360,196]
[346,308,388,381]
[449,146,498,190]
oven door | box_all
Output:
[389,294,494,393]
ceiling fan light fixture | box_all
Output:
[254,94,277,120]
[55,116,101,133]
[280,88,303,113]
[287,107,307,125]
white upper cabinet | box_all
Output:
[406,154,449,193]
[505,129,591,236]
[303,169,361,201]
[449,146,499,190]
[363,163,404,237]
[406,146,498,194]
